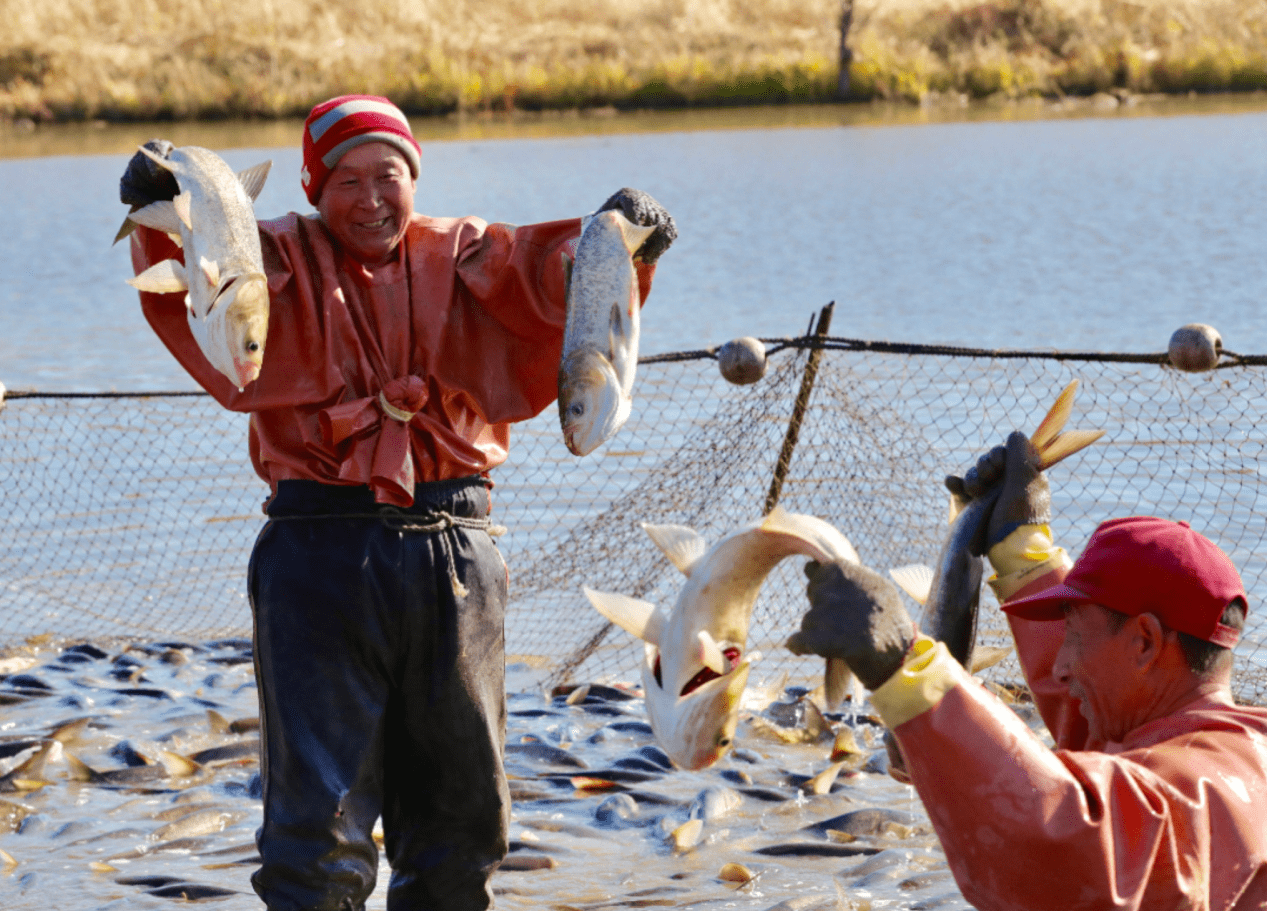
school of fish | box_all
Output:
[122,145,272,392]
[0,635,984,910]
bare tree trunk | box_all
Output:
[836,0,855,100]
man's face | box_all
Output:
[1054,602,1141,743]
[317,141,415,266]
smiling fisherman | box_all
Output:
[120,94,675,911]
[788,432,1267,910]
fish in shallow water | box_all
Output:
[584,505,859,770]
[557,209,655,456]
[889,380,1104,670]
[122,145,272,391]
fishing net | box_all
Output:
[4,316,1267,704]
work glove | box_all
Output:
[944,430,1050,557]
[596,187,677,265]
[786,560,916,692]
[119,139,178,208]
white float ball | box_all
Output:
[717,337,767,385]
[1168,324,1222,373]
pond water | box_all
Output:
[3,95,1267,391]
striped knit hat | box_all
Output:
[301,95,422,205]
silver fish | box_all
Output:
[890,380,1104,669]
[124,145,271,391]
[584,505,860,770]
[557,210,655,456]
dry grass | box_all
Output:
[0,0,1264,121]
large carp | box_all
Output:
[557,210,655,456]
[124,145,272,391]
[584,506,860,770]
[890,381,1104,670]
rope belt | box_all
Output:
[268,509,506,599]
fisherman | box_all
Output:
[787,431,1267,910]
[119,94,675,911]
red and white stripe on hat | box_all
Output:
[301,95,422,205]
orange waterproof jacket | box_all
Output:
[872,562,1267,911]
[131,213,654,507]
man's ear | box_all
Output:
[1132,612,1173,671]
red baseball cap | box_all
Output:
[1003,516,1246,648]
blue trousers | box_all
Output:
[248,478,509,911]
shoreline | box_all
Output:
[4,90,1267,161]
[2,1,1264,128]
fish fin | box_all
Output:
[127,259,188,294]
[126,200,184,236]
[889,564,934,606]
[236,160,272,202]
[697,630,728,675]
[1037,429,1105,471]
[582,586,664,646]
[947,491,971,524]
[969,645,1013,674]
[611,211,656,256]
[173,191,193,231]
[137,143,174,169]
[3,741,60,783]
[806,760,847,795]
[64,752,102,782]
[206,709,230,735]
[822,657,853,710]
[200,256,220,290]
[156,750,201,778]
[561,251,573,295]
[112,216,137,245]
[640,523,707,577]
[49,717,89,744]
[1029,380,1078,452]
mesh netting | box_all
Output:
[4,329,1267,704]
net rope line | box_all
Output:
[2,332,1265,706]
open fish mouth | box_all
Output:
[652,646,742,697]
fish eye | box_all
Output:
[717,735,731,747]
[246,342,260,352]
[569,402,585,418]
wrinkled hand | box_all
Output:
[596,187,677,265]
[786,560,915,691]
[120,139,178,208]
[944,430,1050,556]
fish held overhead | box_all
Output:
[123,145,272,392]
[584,505,860,771]
[557,210,655,457]
[889,380,1105,671]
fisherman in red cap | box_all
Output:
[119,95,676,911]
[789,431,1267,910]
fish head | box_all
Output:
[220,274,270,388]
[643,653,751,771]
[557,347,628,456]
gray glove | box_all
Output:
[786,560,915,691]
[120,139,178,208]
[596,187,677,264]
[945,430,1050,556]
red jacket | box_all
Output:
[131,213,654,506]
[873,561,1267,910]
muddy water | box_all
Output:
[0,637,1023,910]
